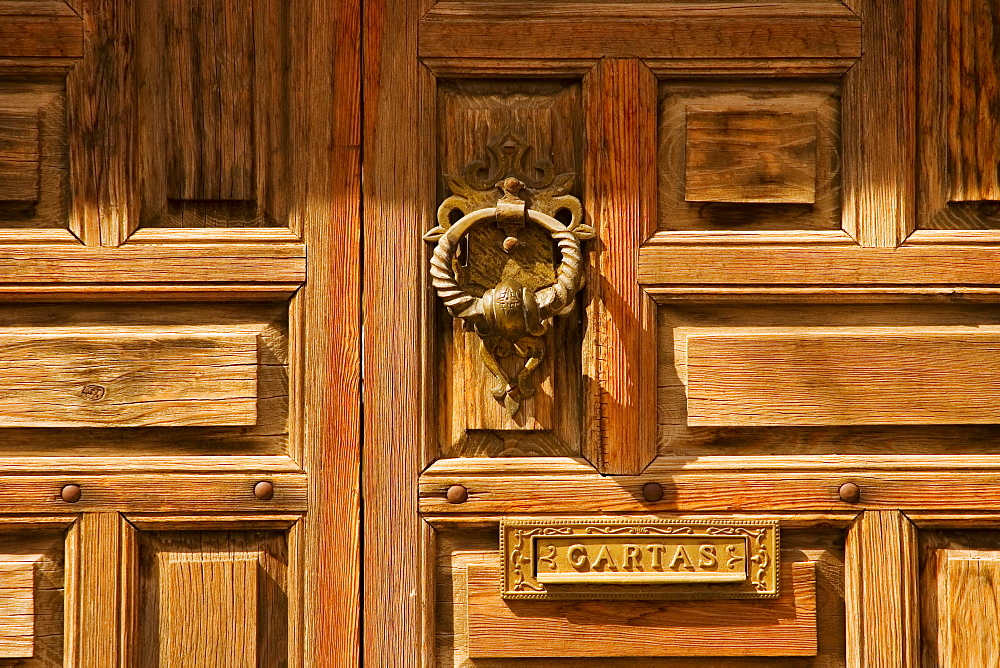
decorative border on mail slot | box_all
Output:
[500,517,779,600]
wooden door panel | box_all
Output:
[367,0,1000,662]
[437,523,844,664]
[0,0,360,661]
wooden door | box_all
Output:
[364,0,1000,664]
[0,0,359,664]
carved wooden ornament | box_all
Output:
[424,133,593,417]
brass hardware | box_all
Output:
[424,133,593,417]
[446,484,468,504]
[642,482,664,502]
[61,484,81,503]
[501,517,780,600]
[254,480,274,500]
[839,482,861,503]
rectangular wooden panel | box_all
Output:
[944,556,1000,663]
[468,561,817,658]
[161,558,258,666]
[685,108,817,204]
[0,112,40,202]
[0,562,35,658]
[137,0,288,228]
[682,326,1000,426]
[138,530,287,667]
[161,0,255,201]
[0,328,258,427]
[946,0,1000,203]
[659,82,840,232]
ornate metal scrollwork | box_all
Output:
[423,132,593,417]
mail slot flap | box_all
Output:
[0,326,259,428]
[678,325,1000,426]
[468,560,817,658]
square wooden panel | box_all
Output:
[137,529,288,666]
[0,78,68,230]
[684,107,817,204]
[659,82,840,231]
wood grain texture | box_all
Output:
[0,244,305,283]
[0,1,83,58]
[137,530,287,666]
[67,0,135,246]
[658,302,1000,458]
[0,562,36,658]
[77,512,135,666]
[659,82,840,232]
[419,3,861,60]
[685,108,817,204]
[419,457,1000,514]
[136,0,289,230]
[845,512,919,666]
[946,0,1000,204]
[297,0,362,658]
[0,78,70,230]
[0,328,258,428]
[0,302,288,458]
[841,0,914,246]
[639,243,1000,285]
[0,111,40,202]
[920,530,1000,665]
[468,562,816,658]
[918,0,1000,231]
[681,326,1000,426]
[0,473,306,513]
[363,0,426,662]
[0,524,70,666]
[584,58,657,475]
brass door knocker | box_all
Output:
[424,134,593,417]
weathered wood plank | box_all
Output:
[0,328,258,428]
[845,511,919,665]
[638,244,1000,285]
[841,0,915,246]
[0,2,83,58]
[468,562,817,658]
[0,562,35,658]
[0,473,306,513]
[419,3,861,61]
[0,244,305,284]
[681,326,1000,426]
[584,58,657,475]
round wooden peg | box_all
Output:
[839,482,861,503]
[61,484,81,504]
[446,485,468,504]
[254,480,274,501]
[642,482,664,503]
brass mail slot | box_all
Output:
[501,518,779,600]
